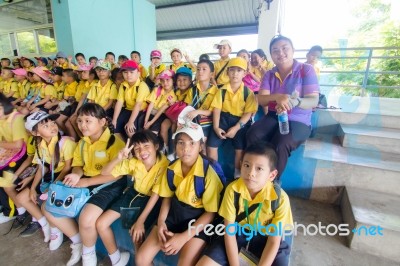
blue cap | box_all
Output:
[175,67,192,77]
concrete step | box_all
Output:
[303,136,400,202]
[341,187,400,263]
[339,124,400,155]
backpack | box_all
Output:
[234,182,281,222]
[166,157,226,199]
[221,86,250,103]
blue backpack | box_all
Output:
[166,158,226,198]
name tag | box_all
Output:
[95,151,106,158]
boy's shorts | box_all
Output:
[207,112,250,150]
[148,114,166,133]
[86,177,127,211]
[115,109,145,135]
[60,102,78,117]
[203,233,291,266]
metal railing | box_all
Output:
[163,47,400,97]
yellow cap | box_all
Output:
[227,57,247,71]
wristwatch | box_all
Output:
[296,97,302,107]
[239,122,245,129]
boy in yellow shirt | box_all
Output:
[197,142,293,266]
[207,57,258,178]
[213,40,232,86]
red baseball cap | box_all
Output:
[120,60,138,71]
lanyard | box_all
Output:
[41,148,55,183]
[244,199,262,227]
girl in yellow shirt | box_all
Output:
[98,130,169,265]
[16,111,76,249]
[144,69,177,134]
[42,103,126,266]
[136,122,224,266]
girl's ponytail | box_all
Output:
[105,116,115,134]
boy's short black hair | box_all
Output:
[118,55,129,61]
[197,59,214,72]
[243,141,278,171]
[89,56,98,62]
[75,52,85,59]
[130,51,141,58]
[308,45,323,54]
[269,35,294,54]
[1,58,11,65]
[62,68,78,81]
[105,52,115,59]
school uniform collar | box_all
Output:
[219,57,230,63]
[82,127,112,145]
[225,82,245,94]
[96,79,113,88]
[21,79,28,86]
[39,135,59,157]
[169,155,205,178]
[232,178,278,203]
[272,59,301,82]
[121,79,140,89]
[66,81,78,89]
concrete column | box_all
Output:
[257,0,285,58]
[51,0,156,61]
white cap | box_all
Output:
[172,122,205,142]
[25,111,59,132]
[177,106,196,124]
[213,39,232,49]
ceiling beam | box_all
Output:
[157,23,258,40]
[156,0,223,9]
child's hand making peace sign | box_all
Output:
[117,139,134,161]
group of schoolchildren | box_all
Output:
[0,37,322,266]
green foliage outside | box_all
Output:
[323,0,400,98]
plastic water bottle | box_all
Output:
[278,111,289,135]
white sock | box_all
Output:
[82,245,95,255]
[17,207,26,215]
[70,233,81,244]
[32,217,37,222]
[109,250,121,265]
[38,216,47,227]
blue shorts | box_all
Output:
[115,109,145,136]
[203,233,291,266]
[207,112,250,150]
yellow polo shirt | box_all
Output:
[146,87,176,110]
[175,89,189,102]
[214,57,230,85]
[1,78,19,97]
[18,80,31,99]
[168,62,195,73]
[111,154,169,196]
[211,83,257,117]
[53,81,66,100]
[71,128,125,177]
[0,110,27,142]
[87,79,118,108]
[33,136,76,173]
[117,80,150,111]
[139,64,148,81]
[148,64,166,81]
[74,81,88,102]
[157,155,224,211]
[219,179,293,234]
[184,83,218,111]
[27,136,36,156]
[38,83,56,99]
[250,60,274,80]
[63,81,78,98]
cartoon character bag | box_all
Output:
[45,181,114,218]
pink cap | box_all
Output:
[158,69,175,80]
[120,60,138,71]
[31,66,51,82]
[11,68,27,76]
[150,50,162,59]
[77,64,93,71]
